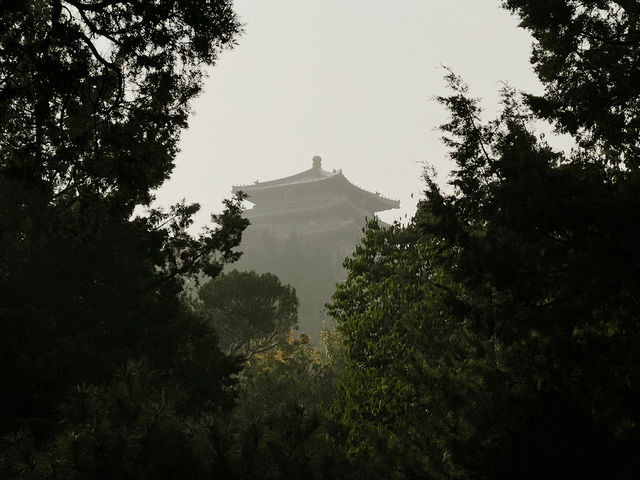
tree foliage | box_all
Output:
[5,0,640,478]
[329,2,640,478]
[216,335,347,480]
[0,1,248,477]
[198,270,299,359]
[504,0,640,165]
[0,0,238,206]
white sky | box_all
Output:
[154,0,544,227]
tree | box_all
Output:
[0,0,238,206]
[504,0,640,166]
[209,329,355,480]
[0,1,249,476]
[328,2,640,478]
[234,228,344,342]
[198,270,299,359]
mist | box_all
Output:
[2,1,639,478]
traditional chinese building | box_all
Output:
[232,155,399,340]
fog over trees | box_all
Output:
[231,155,400,341]
[1,1,639,479]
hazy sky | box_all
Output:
[154,0,544,227]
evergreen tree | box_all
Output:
[198,270,299,359]
[0,1,248,477]
[329,1,640,478]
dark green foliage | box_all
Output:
[211,331,355,480]
[6,0,640,478]
[0,0,238,207]
[503,0,640,165]
[198,270,299,358]
[0,1,248,477]
[2,360,232,480]
[329,5,640,477]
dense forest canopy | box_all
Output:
[1,1,249,477]
[1,0,639,479]
[330,1,640,478]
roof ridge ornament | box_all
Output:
[312,155,322,169]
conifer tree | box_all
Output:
[0,1,248,477]
[329,2,640,478]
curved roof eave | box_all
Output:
[331,173,400,211]
[231,159,400,212]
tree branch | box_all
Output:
[61,0,131,12]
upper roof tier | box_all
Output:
[232,156,400,213]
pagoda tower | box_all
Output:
[232,155,399,339]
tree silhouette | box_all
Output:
[0,1,248,477]
[329,2,640,478]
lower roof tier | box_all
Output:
[242,195,381,222]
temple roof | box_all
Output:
[232,156,400,213]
